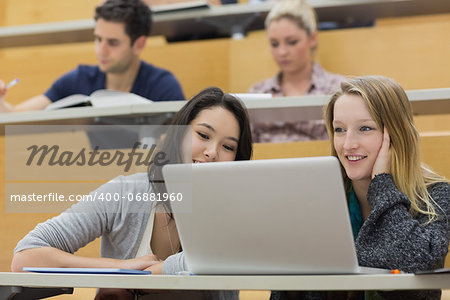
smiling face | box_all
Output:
[94,19,140,73]
[267,17,317,75]
[332,94,383,185]
[183,106,240,164]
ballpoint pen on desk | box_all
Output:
[177,271,195,276]
[6,78,19,89]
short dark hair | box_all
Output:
[148,87,253,204]
[94,0,152,45]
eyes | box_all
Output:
[270,39,299,48]
[333,126,375,134]
[95,36,120,47]
[195,131,236,152]
[360,126,374,132]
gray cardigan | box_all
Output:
[14,172,237,298]
[15,173,158,260]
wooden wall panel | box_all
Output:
[228,31,277,93]
[3,0,99,26]
[414,114,450,134]
[235,13,450,92]
[317,14,450,90]
[1,13,449,103]
[0,1,6,26]
[0,134,102,272]
[142,38,231,99]
[0,42,96,106]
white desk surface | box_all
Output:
[1,272,450,291]
[0,88,448,126]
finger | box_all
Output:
[0,81,6,95]
[383,127,390,149]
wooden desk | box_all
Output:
[1,272,450,293]
[1,0,449,47]
[0,88,448,126]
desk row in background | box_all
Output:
[1,0,450,47]
[0,88,449,127]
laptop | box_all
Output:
[162,156,388,275]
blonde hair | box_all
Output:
[324,75,448,223]
[265,0,317,35]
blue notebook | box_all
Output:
[23,267,151,275]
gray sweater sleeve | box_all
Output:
[356,173,450,273]
[162,252,239,300]
[14,187,116,254]
[162,252,188,275]
[14,173,150,258]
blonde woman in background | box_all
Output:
[249,0,344,143]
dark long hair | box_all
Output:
[148,87,253,211]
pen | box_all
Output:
[177,271,195,276]
[6,78,19,89]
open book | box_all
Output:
[45,89,152,110]
[149,0,209,13]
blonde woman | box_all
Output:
[273,76,450,299]
[249,0,344,142]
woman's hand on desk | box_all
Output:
[11,248,160,272]
[117,254,161,271]
[145,261,164,275]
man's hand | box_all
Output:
[0,80,8,112]
[0,80,6,98]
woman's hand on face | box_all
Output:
[372,127,391,179]
[117,254,161,270]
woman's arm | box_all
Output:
[141,252,188,275]
[11,247,159,272]
[161,252,188,275]
[356,174,450,272]
[11,174,157,272]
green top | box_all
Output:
[348,186,363,240]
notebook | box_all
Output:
[162,156,389,275]
[23,267,151,275]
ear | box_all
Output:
[309,31,318,49]
[133,36,147,55]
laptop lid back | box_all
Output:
[162,156,359,275]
